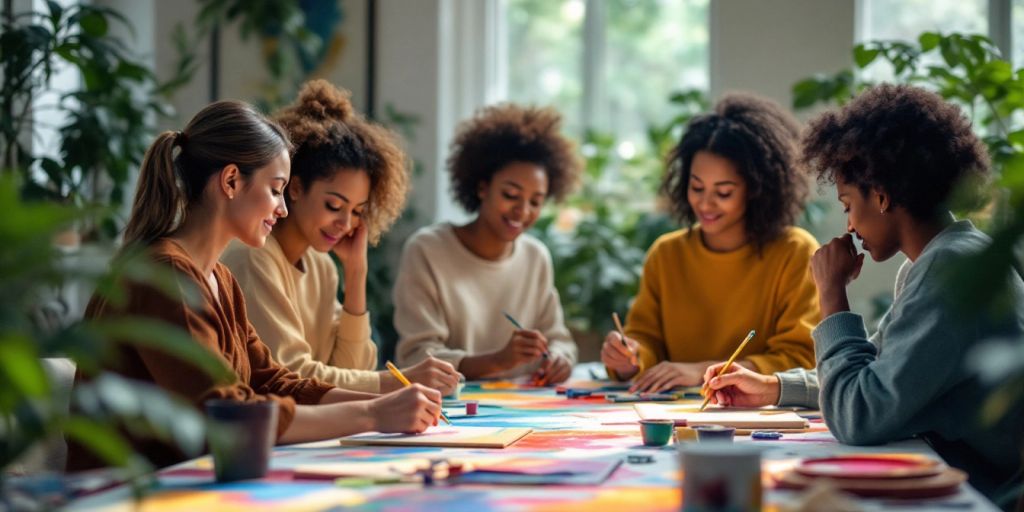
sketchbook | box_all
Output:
[634,403,809,429]
[338,426,532,449]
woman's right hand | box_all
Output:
[601,331,639,378]
[368,384,442,433]
[702,362,781,408]
[493,329,549,370]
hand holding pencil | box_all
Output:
[601,312,640,378]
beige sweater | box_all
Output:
[394,223,576,377]
[221,236,381,392]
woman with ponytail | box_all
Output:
[222,80,461,395]
[68,100,442,472]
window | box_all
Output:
[503,0,708,159]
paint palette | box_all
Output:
[794,454,946,479]
[775,466,967,499]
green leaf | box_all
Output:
[919,32,941,51]
[62,417,133,467]
[0,336,49,403]
[79,11,108,38]
[853,46,880,68]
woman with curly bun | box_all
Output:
[394,104,582,384]
[602,93,820,392]
[222,80,461,396]
[702,84,1024,500]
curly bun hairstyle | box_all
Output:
[662,93,808,252]
[274,79,409,245]
[801,84,990,219]
[447,103,582,213]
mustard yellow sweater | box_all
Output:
[624,226,820,376]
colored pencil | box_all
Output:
[699,330,756,412]
[386,361,451,425]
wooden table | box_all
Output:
[68,367,998,511]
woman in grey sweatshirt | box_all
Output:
[703,84,1024,503]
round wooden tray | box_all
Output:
[795,454,946,479]
[775,467,967,499]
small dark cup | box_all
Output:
[205,400,278,482]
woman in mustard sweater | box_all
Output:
[602,93,820,392]
[222,80,460,395]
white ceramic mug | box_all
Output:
[680,444,762,511]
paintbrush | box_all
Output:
[503,311,550,383]
[699,330,756,412]
[611,312,637,366]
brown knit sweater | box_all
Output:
[66,239,334,471]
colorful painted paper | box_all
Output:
[634,403,809,429]
[338,426,533,448]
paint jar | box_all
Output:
[205,400,277,482]
[639,419,675,446]
[675,426,698,442]
[680,444,762,512]
[692,424,736,443]
[465,400,479,415]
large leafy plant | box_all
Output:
[0,176,234,503]
[0,1,191,238]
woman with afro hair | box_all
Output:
[393,104,582,384]
[701,84,1024,501]
[602,93,820,392]
[223,80,461,395]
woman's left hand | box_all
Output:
[332,223,369,276]
[630,361,708,393]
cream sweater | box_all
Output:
[221,236,381,392]
[393,223,577,377]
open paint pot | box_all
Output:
[640,419,675,446]
[693,424,736,443]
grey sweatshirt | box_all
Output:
[806,220,1024,498]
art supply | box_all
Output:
[795,454,946,480]
[503,311,550,383]
[605,392,679,403]
[775,467,967,499]
[333,476,409,487]
[639,419,674,446]
[627,454,654,464]
[205,399,277,483]
[693,425,736,443]
[339,426,532,449]
[386,361,451,425]
[566,389,592,399]
[699,329,756,412]
[611,312,636,366]
[449,457,622,486]
[681,444,762,511]
[556,382,631,394]
[465,401,478,415]
[635,403,809,429]
[751,430,782,440]
[675,426,698,442]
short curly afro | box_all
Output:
[662,93,809,251]
[274,79,409,245]
[447,103,582,212]
[801,84,990,220]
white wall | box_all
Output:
[710,0,900,318]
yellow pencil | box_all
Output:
[385,361,451,425]
[611,312,636,366]
[699,330,756,412]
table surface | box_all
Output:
[69,365,998,512]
